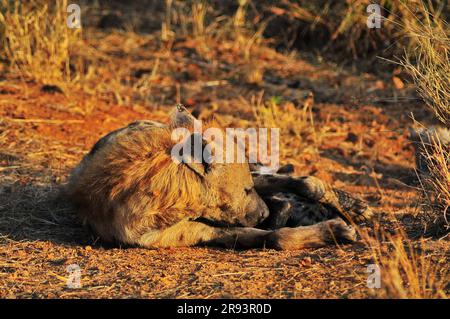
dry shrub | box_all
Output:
[0,0,82,86]
[362,3,449,293]
[426,141,450,223]
[414,129,450,233]
[400,2,449,125]
[400,3,449,232]
[260,0,449,59]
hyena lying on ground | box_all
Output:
[66,106,373,250]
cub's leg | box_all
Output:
[137,218,355,250]
[253,174,373,223]
[252,174,326,200]
[257,194,292,229]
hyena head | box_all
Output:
[200,159,270,227]
[171,105,269,227]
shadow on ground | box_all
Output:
[0,180,91,246]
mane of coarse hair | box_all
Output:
[70,125,219,228]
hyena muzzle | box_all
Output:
[66,106,372,250]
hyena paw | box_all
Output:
[333,189,374,223]
[295,176,326,201]
[324,218,356,243]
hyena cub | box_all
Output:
[66,105,371,250]
[251,164,373,231]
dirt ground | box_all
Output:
[0,9,449,298]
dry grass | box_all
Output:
[427,145,450,232]
[414,130,450,233]
[251,93,318,144]
[427,143,450,215]
[0,0,155,109]
[261,0,449,59]
[360,3,450,298]
[398,2,449,233]
[400,3,449,125]
[357,222,448,298]
[0,0,82,86]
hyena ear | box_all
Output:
[170,104,199,128]
[179,133,213,177]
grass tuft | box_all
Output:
[0,0,82,86]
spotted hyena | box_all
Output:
[66,105,372,250]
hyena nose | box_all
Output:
[240,193,270,227]
[253,197,270,224]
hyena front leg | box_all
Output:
[137,218,355,250]
[137,219,271,249]
[257,195,293,229]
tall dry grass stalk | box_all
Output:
[248,93,322,159]
[360,223,448,298]
[191,1,207,37]
[0,0,82,86]
[161,0,209,40]
[161,0,174,41]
